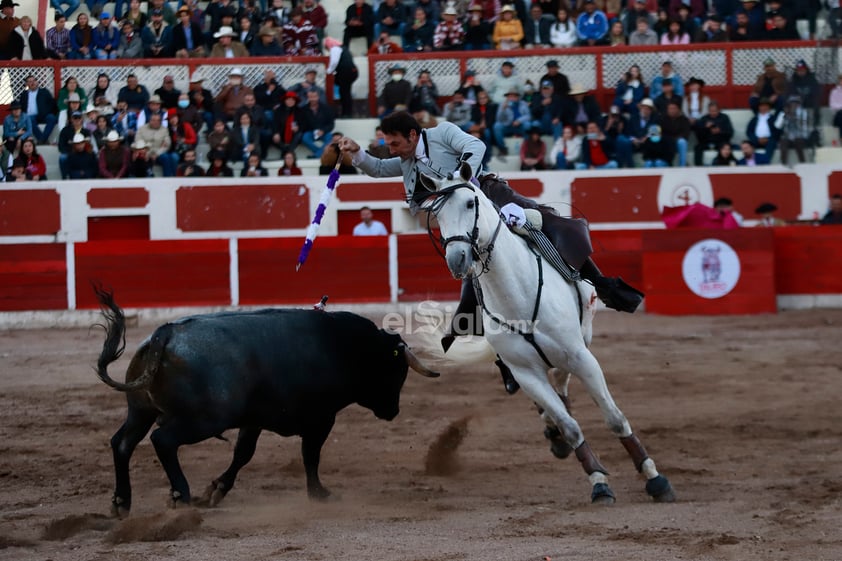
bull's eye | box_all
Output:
[393,349,399,356]
[466,199,475,210]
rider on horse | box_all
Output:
[338,112,644,362]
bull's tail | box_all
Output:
[93,285,163,392]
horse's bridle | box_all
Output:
[424,183,503,275]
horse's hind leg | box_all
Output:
[570,349,676,503]
[509,364,615,504]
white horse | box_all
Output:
[418,164,675,504]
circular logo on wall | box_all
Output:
[670,183,701,207]
[682,239,741,299]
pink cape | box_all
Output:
[662,203,740,229]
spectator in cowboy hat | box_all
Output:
[58,112,91,178]
[215,68,255,122]
[98,129,130,178]
[128,138,154,177]
[2,101,33,149]
[187,72,214,132]
[463,3,491,50]
[0,0,20,59]
[209,24,248,57]
[66,132,99,179]
[561,83,601,130]
[251,23,283,56]
[492,4,523,49]
[681,77,709,126]
[172,4,205,57]
[377,64,413,118]
[137,94,169,128]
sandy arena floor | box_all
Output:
[1,306,841,561]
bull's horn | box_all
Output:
[403,346,440,378]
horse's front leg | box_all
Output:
[569,347,676,503]
[538,368,574,459]
[504,359,615,505]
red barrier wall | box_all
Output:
[75,239,231,309]
[0,244,67,311]
[397,234,461,302]
[3,229,841,313]
[239,237,390,305]
[772,225,842,294]
[641,229,776,315]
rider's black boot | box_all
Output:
[441,279,482,352]
[580,258,645,313]
[495,356,520,394]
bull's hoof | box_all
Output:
[645,475,676,503]
[543,427,573,459]
[591,483,616,505]
[110,496,130,518]
[441,334,455,353]
[167,490,191,509]
[195,480,228,507]
[307,486,332,501]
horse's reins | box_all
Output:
[424,184,503,275]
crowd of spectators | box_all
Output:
[376,51,825,170]
[0,0,331,60]
[1,66,341,180]
[0,0,839,180]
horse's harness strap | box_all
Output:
[473,243,554,369]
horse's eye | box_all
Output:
[466,199,475,210]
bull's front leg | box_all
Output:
[301,417,336,501]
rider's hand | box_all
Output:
[338,137,360,154]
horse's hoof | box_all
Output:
[591,483,616,505]
[645,475,676,503]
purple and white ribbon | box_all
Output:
[296,162,341,271]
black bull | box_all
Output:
[93,288,438,516]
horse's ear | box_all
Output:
[459,160,472,183]
[418,172,438,193]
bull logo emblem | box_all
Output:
[700,246,721,283]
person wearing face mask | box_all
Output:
[377,64,412,118]
[640,124,675,167]
[215,68,254,123]
[577,121,618,170]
